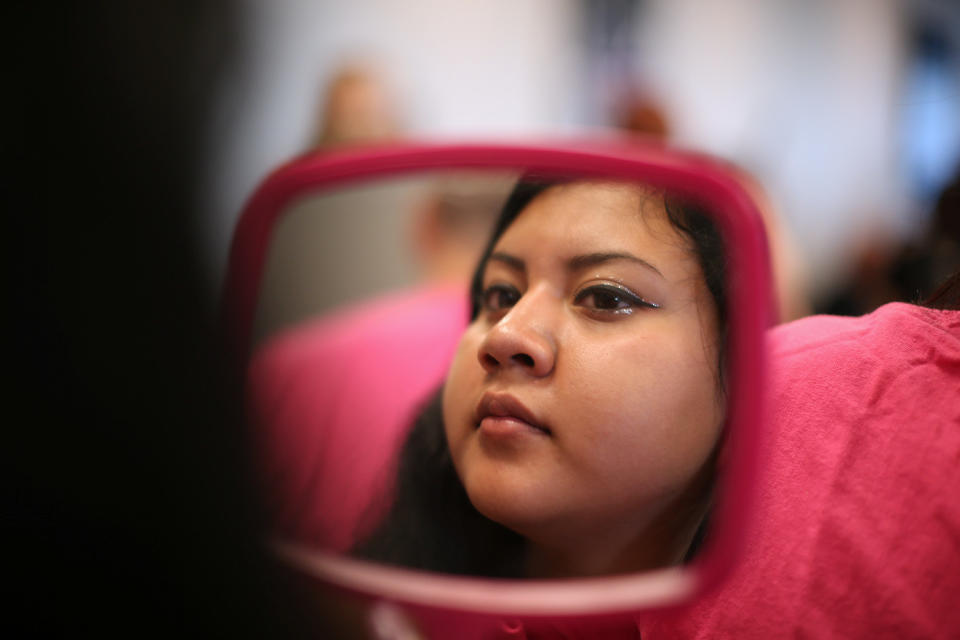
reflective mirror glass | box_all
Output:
[228,148,768,621]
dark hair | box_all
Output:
[924,271,960,310]
[354,177,727,576]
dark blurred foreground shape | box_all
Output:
[4,4,346,637]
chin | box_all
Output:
[460,463,556,534]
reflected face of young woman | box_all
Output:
[441,182,725,573]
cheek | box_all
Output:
[560,328,721,485]
[441,327,484,444]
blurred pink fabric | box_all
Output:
[247,285,468,552]
[646,302,960,638]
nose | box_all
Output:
[477,288,557,378]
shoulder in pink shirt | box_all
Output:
[247,285,469,551]
[646,303,960,637]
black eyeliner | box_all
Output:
[577,283,661,310]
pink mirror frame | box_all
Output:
[222,141,772,625]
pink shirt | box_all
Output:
[247,285,468,552]
[646,302,960,637]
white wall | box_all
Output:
[204,0,580,292]
[635,0,910,296]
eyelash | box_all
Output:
[575,283,660,315]
[480,282,660,317]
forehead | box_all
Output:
[492,181,699,278]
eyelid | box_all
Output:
[575,282,661,310]
[480,281,522,312]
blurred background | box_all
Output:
[209,0,960,319]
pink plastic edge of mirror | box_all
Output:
[222,141,772,620]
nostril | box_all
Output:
[482,354,500,368]
[512,353,535,367]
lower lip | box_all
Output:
[478,416,550,439]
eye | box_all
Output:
[481,283,522,312]
[574,284,659,316]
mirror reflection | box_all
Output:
[247,171,728,581]
[251,171,515,344]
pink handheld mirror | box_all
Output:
[223,142,772,638]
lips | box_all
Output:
[475,392,551,435]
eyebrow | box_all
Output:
[488,252,525,271]
[488,251,664,278]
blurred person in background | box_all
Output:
[820,167,960,317]
[247,172,510,552]
[307,61,402,150]
[611,88,672,141]
[5,3,339,637]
